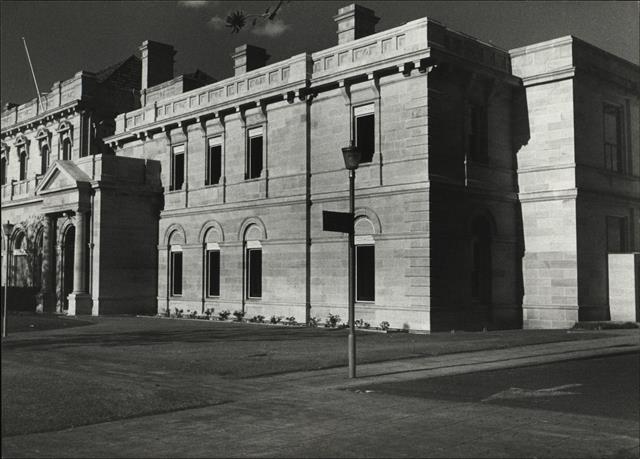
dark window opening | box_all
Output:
[171,251,183,296]
[62,138,72,160]
[606,216,627,253]
[171,146,185,191]
[19,151,27,180]
[246,248,262,298]
[468,104,488,163]
[356,245,375,302]
[1,157,6,185]
[247,132,263,179]
[41,145,49,175]
[355,113,375,164]
[604,104,623,173]
[206,143,222,186]
[207,250,220,297]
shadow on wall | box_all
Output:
[428,77,531,332]
[1,286,39,312]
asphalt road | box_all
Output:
[355,351,640,421]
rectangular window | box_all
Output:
[170,144,185,191]
[206,137,222,186]
[604,104,623,173]
[246,248,262,298]
[247,127,263,179]
[467,104,488,163]
[354,104,375,163]
[606,216,627,253]
[356,244,375,302]
[207,250,220,297]
[170,250,183,296]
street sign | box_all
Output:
[322,210,353,234]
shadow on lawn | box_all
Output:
[1,317,614,354]
[1,323,352,350]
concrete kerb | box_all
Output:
[251,332,640,391]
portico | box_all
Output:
[36,160,93,315]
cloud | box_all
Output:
[207,15,226,30]
[178,1,219,8]
[251,19,290,37]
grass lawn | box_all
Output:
[1,316,626,437]
[4,313,94,333]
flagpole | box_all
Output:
[22,37,44,113]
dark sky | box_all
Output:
[1,1,638,106]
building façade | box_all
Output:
[2,4,638,331]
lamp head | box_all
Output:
[2,221,14,237]
[341,141,361,171]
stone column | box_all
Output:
[73,210,86,294]
[67,210,91,315]
[40,215,55,313]
[56,241,63,313]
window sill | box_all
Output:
[356,300,375,304]
[165,188,185,194]
[246,297,262,301]
[204,183,222,189]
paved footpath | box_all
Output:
[3,332,639,458]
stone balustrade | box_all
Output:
[1,71,92,131]
[0,176,43,202]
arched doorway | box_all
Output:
[62,226,75,310]
[34,230,44,291]
[470,215,493,328]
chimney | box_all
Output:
[334,4,380,45]
[139,40,176,90]
[232,44,270,76]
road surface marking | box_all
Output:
[482,384,582,401]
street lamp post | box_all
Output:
[341,141,361,379]
[2,220,14,338]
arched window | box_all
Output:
[168,230,185,296]
[40,145,50,175]
[203,227,222,298]
[1,156,6,186]
[13,231,25,254]
[62,138,72,161]
[19,149,27,181]
[354,217,376,302]
[471,216,492,303]
[244,224,263,299]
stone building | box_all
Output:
[2,4,638,330]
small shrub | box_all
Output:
[233,310,246,322]
[218,310,231,320]
[204,308,215,319]
[188,310,198,319]
[355,319,370,329]
[173,308,184,318]
[324,313,341,328]
[379,321,390,331]
[308,316,321,328]
[270,315,283,324]
[249,315,266,323]
[284,316,296,325]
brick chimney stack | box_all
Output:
[334,4,380,45]
[232,44,270,76]
[139,40,176,90]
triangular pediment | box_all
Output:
[36,160,91,195]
